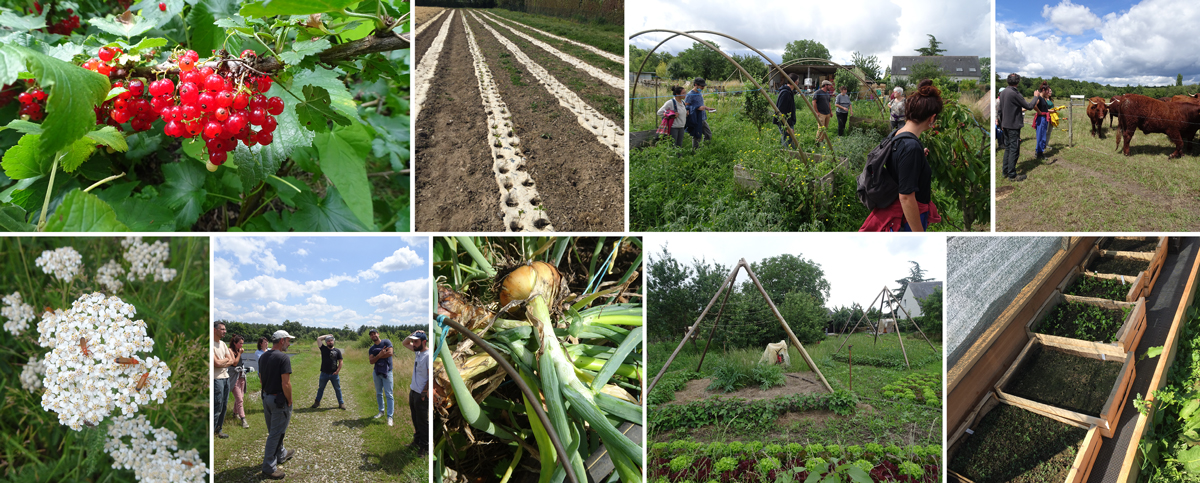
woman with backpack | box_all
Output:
[859,79,944,232]
[656,85,687,147]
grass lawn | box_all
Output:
[996,109,1200,231]
[214,339,428,482]
[648,332,943,447]
[485,8,622,54]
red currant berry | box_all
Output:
[110,108,131,124]
[197,66,214,78]
[255,76,272,93]
[198,92,216,112]
[226,112,248,132]
[128,79,145,97]
[232,92,250,110]
[96,63,112,76]
[164,120,182,137]
[113,98,128,110]
[158,2,166,11]
[214,107,230,121]
[184,121,202,136]
[256,130,273,145]
[204,74,224,92]
[248,107,267,126]
[240,49,256,58]
[249,94,267,110]
[181,104,199,120]
[151,95,173,112]
[179,57,195,72]
[131,118,151,132]
[266,96,284,115]
[261,115,277,134]
[98,47,115,62]
[179,82,200,105]
[209,151,227,166]
[32,89,46,101]
[17,92,32,104]
[185,50,199,62]
[216,90,234,108]
[202,121,222,139]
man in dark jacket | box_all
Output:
[998,73,1041,181]
[775,74,798,148]
[685,78,714,149]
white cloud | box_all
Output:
[214,237,288,274]
[321,258,339,263]
[1041,0,1101,35]
[367,278,430,315]
[293,248,309,256]
[999,0,1200,85]
[400,236,428,247]
[214,257,358,301]
[371,247,425,273]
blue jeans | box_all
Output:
[1035,115,1050,155]
[213,377,230,433]
[374,371,394,417]
[315,372,343,405]
[261,394,292,473]
[897,211,931,232]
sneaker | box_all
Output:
[338,404,346,410]
[374,411,384,419]
[280,449,296,464]
[387,417,394,427]
[217,432,229,439]
[310,402,319,409]
[240,417,249,429]
[1009,174,1027,182]
[261,470,285,480]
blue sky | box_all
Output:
[997,0,1200,85]
[213,236,429,329]
[630,0,989,67]
[647,234,945,309]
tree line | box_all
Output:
[647,247,942,350]
[216,320,429,348]
[1002,75,1200,100]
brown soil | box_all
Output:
[663,372,829,405]
[415,6,444,27]
[1100,237,1158,252]
[414,6,448,60]
[434,11,622,232]
[1004,345,1123,415]
[414,11,505,231]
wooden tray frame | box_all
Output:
[1096,236,1168,298]
[994,337,1136,438]
[1081,238,1168,302]
[948,391,1101,483]
[1058,265,1140,304]
[1025,290,1147,355]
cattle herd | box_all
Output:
[1086,93,1200,159]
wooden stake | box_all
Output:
[740,259,833,393]
[696,267,740,372]
[646,262,743,395]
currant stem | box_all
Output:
[36,152,64,231]
[83,172,126,193]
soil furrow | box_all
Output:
[485,12,623,64]
[415,10,506,232]
[481,11,622,75]
[414,9,450,67]
[414,9,447,40]
[414,11,455,123]
[476,11,623,90]
[461,10,554,231]
[461,10,624,231]
[468,11,624,153]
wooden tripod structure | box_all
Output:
[832,285,937,369]
[647,258,833,395]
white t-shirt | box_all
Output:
[214,340,230,380]
[410,349,429,393]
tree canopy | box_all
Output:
[782,39,831,65]
[915,34,947,56]
[851,51,882,82]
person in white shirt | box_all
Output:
[403,331,430,454]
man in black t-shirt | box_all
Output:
[311,335,345,409]
[812,80,834,145]
[259,330,297,479]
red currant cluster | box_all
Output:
[16,86,48,121]
[30,2,81,36]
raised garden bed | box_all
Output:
[995,337,1135,438]
[1058,268,1135,301]
[1078,242,1167,302]
[1087,256,1149,277]
[1026,290,1146,355]
[949,392,1100,483]
[1099,237,1160,253]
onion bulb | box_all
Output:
[500,261,561,309]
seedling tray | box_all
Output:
[995,337,1135,438]
[1096,236,1168,299]
[949,392,1100,483]
[1057,266,1140,303]
[1080,243,1164,301]
[1026,290,1146,355]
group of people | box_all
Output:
[656,76,857,151]
[212,322,430,480]
[997,73,1052,182]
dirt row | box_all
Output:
[415,9,624,232]
[415,6,444,26]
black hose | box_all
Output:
[434,315,580,483]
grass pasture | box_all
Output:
[648,332,942,448]
[213,338,427,482]
[997,108,1200,231]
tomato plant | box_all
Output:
[0,0,410,231]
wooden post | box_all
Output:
[834,288,886,356]
[695,268,740,372]
[886,288,938,353]
[887,289,910,369]
[740,259,833,393]
[646,262,743,396]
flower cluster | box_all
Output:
[2,291,36,335]
[35,247,84,283]
[37,293,172,430]
[122,238,177,283]
[96,259,126,293]
[20,355,45,392]
[105,415,209,483]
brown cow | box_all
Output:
[1087,97,1108,137]
[1167,94,1200,151]
[1109,95,1124,128]
[1113,94,1200,158]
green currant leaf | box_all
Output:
[279,38,331,65]
[160,161,208,229]
[4,119,43,135]
[110,196,178,231]
[0,205,33,231]
[2,133,47,179]
[230,142,284,195]
[187,0,235,59]
[129,0,184,30]
[316,121,372,228]
[60,136,98,173]
[0,45,110,161]
[239,0,360,17]
[89,13,157,38]
[0,8,47,32]
[290,186,369,231]
[295,84,352,132]
[44,189,129,232]
[85,126,128,152]
[127,37,169,54]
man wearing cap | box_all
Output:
[311,334,345,410]
[212,321,234,440]
[685,78,715,149]
[403,330,430,453]
[259,330,297,480]
[368,329,395,426]
[812,80,834,145]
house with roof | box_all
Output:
[891,56,980,83]
[900,281,943,318]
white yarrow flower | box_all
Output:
[20,355,46,392]
[37,292,170,430]
[2,291,36,335]
[35,247,84,283]
[96,259,126,293]
[106,415,209,483]
[122,237,177,283]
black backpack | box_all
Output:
[856,130,917,210]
